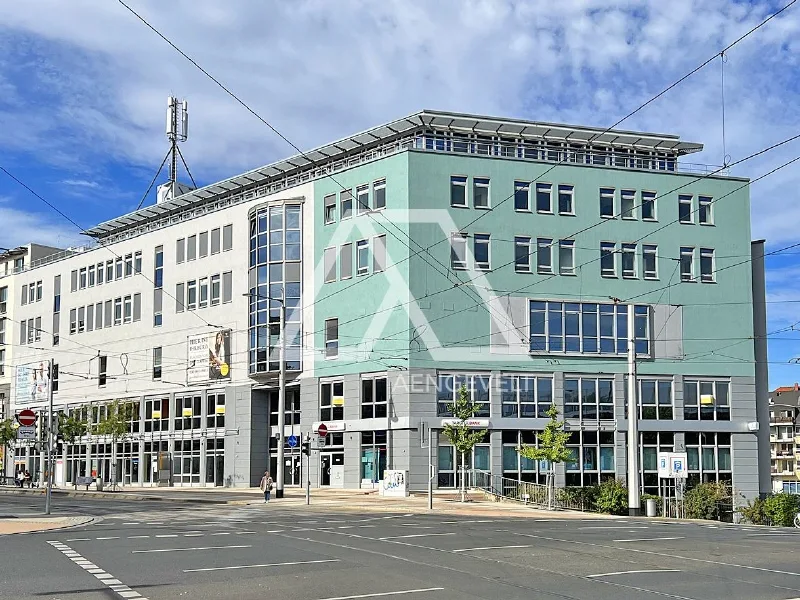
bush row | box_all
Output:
[740,493,800,527]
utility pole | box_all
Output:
[45,358,54,515]
[428,426,434,511]
[626,304,641,516]
[276,294,286,499]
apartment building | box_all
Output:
[5,110,770,497]
[769,385,800,493]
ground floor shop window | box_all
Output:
[502,430,546,485]
[207,392,225,429]
[361,431,387,482]
[438,432,489,488]
[114,441,140,485]
[91,443,113,482]
[565,430,615,487]
[640,432,673,494]
[686,432,732,487]
[173,439,201,484]
[206,438,224,486]
[66,444,88,481]
[143,440,169,483]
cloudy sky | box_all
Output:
[1,0,800,386]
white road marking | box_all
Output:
[211,532,231,536]
[452,545,532,552]
[267,529,284,533]
[587,569,681,578]
[96,536,120,540]
[155,534,178,538]
[66,538,91,542]
[48,540,149,600]
[132,545,252,554]
[380,533,456,540]
[613,537,685,543]
[236,531,256,535]
[578,526,648,530]
[128,535,150,539]
[183,559,340,572]
[314,588,445,600]
[122,522,139,525]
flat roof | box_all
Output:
[85,110,704,239]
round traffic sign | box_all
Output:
[287,434,298,448]
[317,423,328,437]
[17,409,36,427]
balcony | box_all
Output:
[772,416,796,424]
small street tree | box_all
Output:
[0,419,16,480]
[442,384,487,502]
[517,404,572,509]
[58,412,89,487]
[93,400,136,490]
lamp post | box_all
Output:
[243,290,286,499]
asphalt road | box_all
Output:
[2,494,800,600]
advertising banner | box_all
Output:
[14,361,50,405]
[187,330,231,384]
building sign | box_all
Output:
[14,361,51,405]
[658,451,688,479]
[312,422,346,433]
[187,330,231,384]
[440,418,490,428]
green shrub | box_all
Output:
[740,496,769,525]
[763,493,800,527]
[596,479,628,515]
[641,493,663,516]
[684,482,731,520]
[557,486,599,511]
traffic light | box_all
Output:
[301,436,310,456]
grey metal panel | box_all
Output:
[733,434,760,500]
[652,305,683,359]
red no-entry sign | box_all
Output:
[317,423,328,437]
[17,409,36,427]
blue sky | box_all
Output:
[1,0,800,387]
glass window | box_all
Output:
[357,184,370,214]
[320,381,344,421]
[436,374,491,418]
[537,238,553,274]
[536,183,552,213]
[600,242,616,277]
[473,177,490,209]
[373,178,386,210]
[325,318,338,358]
[199,277,209,308]
[210,228,221,254]
[501,375,554,418]
[515,236,531,273]
[558,184,574,215]
[198,232,208,258]
[621,189,636,219]
[356,239,369,275]
[680,247,694,281]
[474,234,490,270]
[698,195,713,225]
[643,244,657,279]
[340,189,353,219]
[324,247,337,283]
[450,176,467,207]
[684,380,730,421]
[514,181,530,211]
[700,248,715,283]
[450,233,467,270]
[340,243,353,280]
[679,194,693,223]
[186,236,197,261]
[559,240,575,275]
[187,280,197,310]
[361,377,388,419]
[324,194,336,224]
[622,243,637,278]
[600,188,615,217]
[642,191,656,220]
[222,224,233,251]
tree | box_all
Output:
[516,404,572,509]
[0,419,16,480]
[442,384,487,502]
[93,400,136,490]
[58,412,89,444]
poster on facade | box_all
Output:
[187,330,231,384]
[14,361,50,405]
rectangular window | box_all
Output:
[622,243,637,278]
[325,318,339,358]
[373,178,386,210]
[0,286,7,314]
[106,260,114,282]
[33,316,41,341]
[373,234,387,273]
[36,280,42,302]
[679,194,693,223]
[134,251,142,274]
[558,184,574,215]
[501,375,555,418]
[113,298,122,325]
[680,247,694,281]
[210,274,221,306]
[536,183,552,213]
[340,243,353,280]
[340,189,353,219]
[436,374,491,418]
[154,245,164,288]
[324,194,336,224]
[473,177,490,209]
[514,181,530,211]
[643,244,658,279]
[153,347,162,380]
[210,228,221,254]
[187,235,197,261]
[19,319,26,344]
[28,283,35,304]
[98,356,107,387]
[77,306,85,333]
[473,233,490,270]
[357,184,370,214]
[515,236,531,273]
[450,176,467,207]
[176,238,185,263]
[222,271,232,303]
[222,224,233,251]
[133,293,141,322]
[600,242,616,277]
[324,247,337,283]
[153,289,163,326]
[69,309,76,335]
[559,240,575,275]
[123,295,132,324]
[530,300,649,355]
[451,233,467,270]
[198,232,208,258]
[683,380,730,421]
[700,248,715,282]
[88,265,95,287]
[361,377,389,419]
[356,239,369,275]
[187,280,197,310]
[70,270,78,292]
[642,191,656,220]
[320,381,345,421]
[698,195,713,225]
[79,268,87,289]
[21,284,28,305]
[621,189,636,219]
[563,377,615,421]
[600,188,615,217]
[0,349,4,377]
[176,282,185,313]
[124,253,133,277]
[86,304,94,332]
[199,277,209,308]
[104,300,112,328]
[115,257,123,279]
[537,238,553,274]
[96,262,104,285]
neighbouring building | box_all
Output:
[3,110,770,498]
[769,385,800,493]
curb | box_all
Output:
[1,515,98,537]
[0,488,236,505]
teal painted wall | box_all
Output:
[405,150,754,377]
[313,153,412,377]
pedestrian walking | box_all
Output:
[259,471,273,503]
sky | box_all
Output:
[1,0,800,387]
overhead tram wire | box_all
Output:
[114,0,798,337]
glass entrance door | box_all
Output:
[320,453,331,486]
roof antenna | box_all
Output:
[157,96,195,205]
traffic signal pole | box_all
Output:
[45,358,54,515]
[302,433,311,505]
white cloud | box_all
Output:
[0,201,85,250]
[60,179,100,189]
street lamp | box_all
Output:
[243,290,287,499]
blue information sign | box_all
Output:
[287,435,298,448]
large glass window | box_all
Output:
[558,184,574,215]
[473,177,490,209]
[474,234,490,270]
[634,379,673,420]
[361,377,388,419]
[686,432,732,487]
[502,430,546,484]
[565,431,616,487]
[450,176,467,207]
[683,380,730,421]
[515,236,532,273]
[600,188,615,217]
[500,375,553,418]
[514,181,530,211]
[536,183,552,213]
[530,300,648,355]
[641,432,674,494]
[361,431,387,482]
[563,377,614,421]
[207,392,225,428]
[174,395,201,430]
[320,380,344,421]
[436,374,490,417]
[144,397,169,432]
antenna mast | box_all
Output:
[166,96,189,199]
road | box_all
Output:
[2,493,799,600]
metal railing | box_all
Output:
[471,470,590,511]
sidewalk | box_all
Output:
[0,515,95,536]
